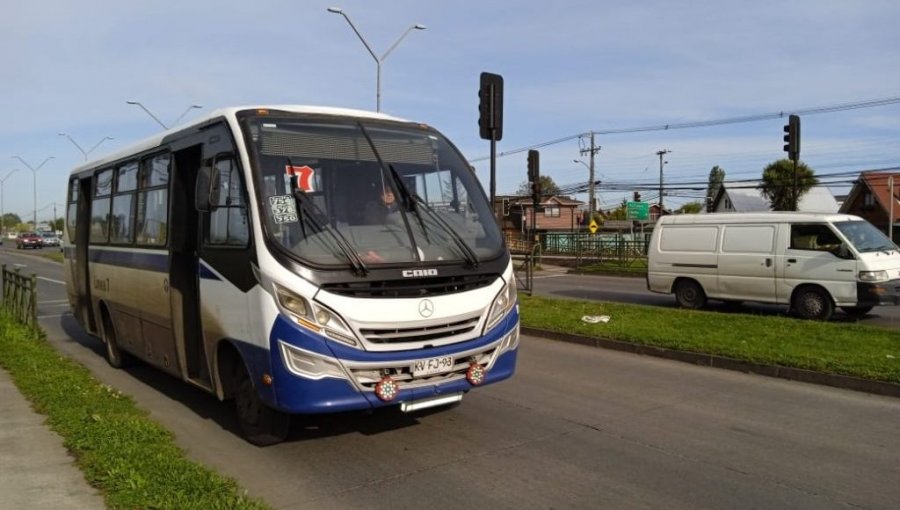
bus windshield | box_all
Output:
[242,113,504,268]
[833,220,897,254]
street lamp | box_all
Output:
[0,169,18,236]
[58,132,113,161]
[12,155,54,228]
[327,7,426,112]
[126,101,203,129]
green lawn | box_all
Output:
[0,313,271,510]
[519,294,900,383]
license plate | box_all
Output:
[411,355,454,377]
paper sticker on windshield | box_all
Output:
[268,195,298,224]
[285,165,316,192]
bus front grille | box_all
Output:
[322,274,495,298]
[359,316,481,344]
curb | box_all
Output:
[521,326,900,398]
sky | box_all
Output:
[3,0,900,224]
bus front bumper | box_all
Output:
[265,309,520,414]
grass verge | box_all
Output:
[519,294,900,383]
[0,312,271,510]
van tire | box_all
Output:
[840,305,873,319]
[234,362,290,446]
[674,279,707,309]
[792,287,833,321]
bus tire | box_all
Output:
[234,362,290,446]
[674,279,706,309]
[792,286,833,321]
[100,307,132,369]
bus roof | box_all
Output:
[658,212,865,225]
[71,105,410,174]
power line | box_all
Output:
[470,95,900,163]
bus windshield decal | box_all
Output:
[268,195,299,224]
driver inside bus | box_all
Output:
[360,186,403,263]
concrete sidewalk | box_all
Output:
[0,368,105,510]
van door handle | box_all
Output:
[765,258,772,267]
[787,258,797,263]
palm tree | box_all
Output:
[760,159,818,211]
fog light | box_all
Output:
[374,376,399,401]
[466,363,486,386]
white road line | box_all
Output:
[38,313,71,319]
[37,276,66,285]
[532,274,570,279]
[38,299,69,304]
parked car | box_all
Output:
[40,231,60,247]
[15,232,43,249]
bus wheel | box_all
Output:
[234,362,290,446]
[674,279,706,309]
[840,305,873,319]
[101,309,132,369]
[793,287,833,321]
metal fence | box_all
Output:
[2,264,38,327]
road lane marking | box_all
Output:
[532,274,570,279]
[38,299,69,305]
[38,276,66,285]
[38,313,72,319]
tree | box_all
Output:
[706,166,725,211]
[1,213,22,231]
[516,175,560,198]
[605,199,628,220]
[675,201,703,214]
[53,218,64,232]
[760,159,818,211]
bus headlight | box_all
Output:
[859,270,889,282]
[484,278,517,333]
[273,284,359,347]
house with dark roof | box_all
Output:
[494,195,585,233]
[839,171,900,241]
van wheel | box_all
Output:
[674,280,706,309]
[840,305,873,319]
[234,362,290,446]
[793,287,833,321]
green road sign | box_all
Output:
[626,201,649,221]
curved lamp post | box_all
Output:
[58,132,113,161]
[11,155,54,228]
[327,7,425,112]
[0,169,19,236]
[126,101,202,129]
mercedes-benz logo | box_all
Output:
[418,299,434,318]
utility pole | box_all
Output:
[580,132,601,224]
[656,149,671,211]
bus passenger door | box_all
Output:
[170,144,208,387]
[72,177,96,333]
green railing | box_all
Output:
[2,264,38,327]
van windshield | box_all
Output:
[833,220,897,253]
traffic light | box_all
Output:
[633,190,641,202]
[783,114,800,162]
[531,181,542,205]
[527,150,540,204]
[478,72,504,141]
[502,198,510,217]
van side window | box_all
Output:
[790,224,841,252]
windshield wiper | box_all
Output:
[287,159,368,276]
[409,193,479,269]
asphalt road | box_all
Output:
[2,244,900,509]
[528,265,900,328]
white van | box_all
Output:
[647,212,900,320]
